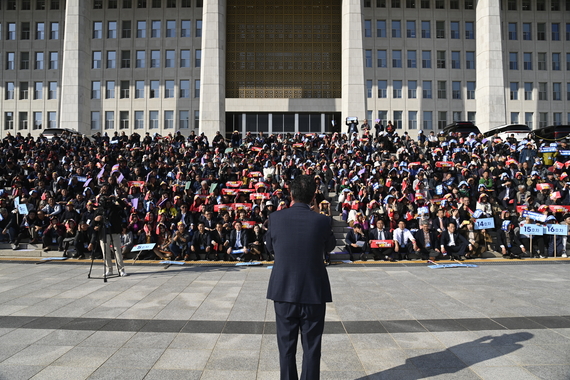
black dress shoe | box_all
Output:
[359,254,367,261]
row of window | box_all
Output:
[507,22,570,41]
[4,51,59,71]
[93,0,202,10]
[3,82,57,100]
[0,0,62,11]
[91,49,201,69]
[372,110,475,130]
[0,22,60,41]
[3,111,57,131]
[366,50,474,70]
[90,79,200,100]
[92,19,202,39]
[366,20,475,40]
[508,52,570,71]
[504,0,570,11]
[364,0,474,10]
[509,112,570,128]
[367,80,475,100]
[509,82,570,102]
[90,110,198,130]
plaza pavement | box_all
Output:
[0,258,570,380]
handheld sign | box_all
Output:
[132,243,156,251]
[474,218,494,230]
[435,161,454,168]
[521,224,544,236]
[370,240,394,248]
[545,224,568,236]
[522,210,548,223]
[17,204,29,215]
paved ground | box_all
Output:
[1,259,570,380]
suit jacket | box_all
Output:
[431,217,450,232]
[210,229,228,247]
[497,229,523,249]
[228,229,249,249]
[266,202,335,304]
[368,228,393,242]
[440,230,468,249]
[191,231,210,249]
[414,229,440,251]
[345,229,367,245]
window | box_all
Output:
[423,81,432,98]
[523,23,531,40]
[365,50,372,67]
[19,112,28,130]
[508,0,517,9]
[194,110,200,129]
[509,52,518,70]
[122,21,131,38]
[181,20,191,37]
[92,51,102,69]
[465,22,474,39]
[34,82,43,99]
[164,110,174,129]
[422,50,431,68]
[450,0,459,8]
[539,112,548,128]
[195,49,201,67]
[377,0,387,7]
[406,21,416,38]
[568,83,570,101]
[567,53,570,70]
[105,111,114,130]
[407,50,417,68]
[94,0,103,8]
[109,0,118,8]
[135,80,144,98]
[121,50,131,68]
[407,113,418,130]
[22,0,31,9]
[167,0,176,7]
[423,111,433,130]
[453,111,462,121]
[466,51,475,69]
[136,51,145,68]
[48,82,57,99]
[7,23,16,40]
[538,82,547,100]
[196,20,202,37]
[378,111,388,127]
[393,111,402,129]
[6,53,15,70]
[49,52,58,70]
[93,22,102,39]
[554,113,562,126]
[152,0,161,7]
[374,51,387,69]
[436,21,445,38]
[552,53,561,70]
[408,80,417,98]
[406,0,415,8]
[5,113,14,131]
[163,50,175,68]
[392,0,401,7]
[421,21,430,38]
[377,20,386,37]
[35,52,44,70]
[465,0,474,9]
[20,52,30,70]
[466,81,475,99]
[393,80,402,98]
[538,53,547,70]
[149,111,159,129]
[437,111,447,129]
[437,81,446,99]
[537,23,546,40]
[567,23,570,41]
[180,80,190,98]
[179,111,189,129]
[50,22,59,40]
[151,50,160,68]
[392,50,402,68]
[5,83,15,100]
[106,81,115,99]
[166,20,176,38]
[522,0,531,10]
[91,112,100,130]
[392,20,401,38]
[421,0,430,7]
[451,51,460,69]
[195,80,200,98]
[552,0,561,10]
[151,21,161,38]
[552,23,560,40]
[180,50,190,67]
[47,112,56,128]
[135,111,144,129]
[553,82,561,100]
[510,112,519,124]
[523,53,532,70]
[138,0,147,7]
[36,22,45,40]
[452,81,461,99]
[437,51,445,68]
[150,80,159,98]
[137,21,147,38]
[450,21,460,39]
[106,51,116,69]
[21,22,31,40]
[378,80,387,98]
[108,21,117,38]
[508,23,517,40]
[165,80,175,98]
[364,20,372,37]
[124,0,132,7]
[33,112,42,130]
[524,82,533,100]
[120,81,130,98]
[92,81,101,99]
[525,112,533,129]
[510,82,519,100]
[120,111,129,130]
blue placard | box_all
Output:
[17,204,29,215]
[521,224,544,236]
[418,206,429,215]
[545,224,568,236]
[539,147,557,153]
[558,150,570,156]
[474,218,494,230]
[522,210,548,223]
[132,243,156,252]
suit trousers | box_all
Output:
[274,301,326,380]
[445,243,467,258]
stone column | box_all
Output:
[199,0,226,138]
[59,0,90,133]
[341,0,366,132]
[475,0,507,132]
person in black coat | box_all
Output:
[227,221,249,261]
[431,208,449,234]
[190,222,210,260]
[414,220,442,261]
[497,220,526,259]
[210,222,229,261]
[440,223,468,260]
[368,219,395,261]
[345,223,368,261]
[266,175,336,380]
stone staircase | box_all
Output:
[0,242,57,258]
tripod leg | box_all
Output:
[87,253,95,278]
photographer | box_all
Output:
[94,196,127,277]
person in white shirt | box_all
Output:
[393,220,418,260]
[440,223,468,261]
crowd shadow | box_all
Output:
[356,332,533,379]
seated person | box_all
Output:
[190,222,211,261]
[61,219,78,257]
[368,219,395,261]
[414,220,441,261]
[497,220,526,259]
[440,223,468,260]
[459,220,490,258]
[393,220,418,260]
[74,221,93,259]
[210,222,229,261]
[153,223,173,260]
[345,223,368,261]
[120,224,134,259]
[42,216,64,252]
[227,221,249,261]
[169,222,191,261]
[247,224,267,261]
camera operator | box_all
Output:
[93,196,127,277]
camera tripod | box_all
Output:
[87,228,121,283]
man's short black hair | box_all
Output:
[289,175,316,204]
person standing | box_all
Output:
[266,175,336,380]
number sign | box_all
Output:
[474,218,494,230]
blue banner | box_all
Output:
[522,210,548,222]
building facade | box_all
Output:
[0,0,568,139]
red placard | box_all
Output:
[516,205,528,214]
[435,161,454,168]
[408,162,421,167]
[240,221,256,229]
[250,146,262,152]
[431,198,444,205]
[293,143,303,148]
[222,188,237,195]
[128,181,145,188]
[238,188,254,194]
[370,240,395,248]
[226,181,242,188]
[550,205,570,213]
[536,183,551,191]
[214,204,233,212]
[249,193,269,200]
[232,203,253,211]
[248,171,263,178]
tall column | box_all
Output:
[475,0,506,132]
[59,0,90,133]
[341,0,366,130]
[199,0,226,137]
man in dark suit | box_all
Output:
[210,221,229,261]
[344,223,368,261]
[368,219,395,261]
[227,221,249,261]
[190,222,210,261]
[431,208,449,234]
[266,175,336,380]
[440,223,468,260]
[414,220,441,261]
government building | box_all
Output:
[0,0,568,138]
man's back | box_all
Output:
[266,203,335,304]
